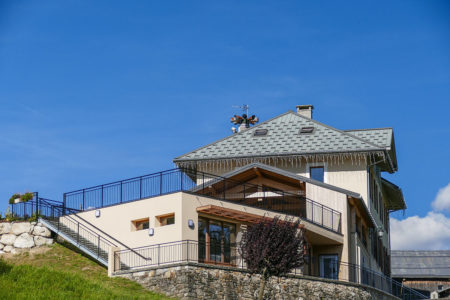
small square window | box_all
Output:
[310,166,324,182]
[131,218,150,231]
[157,213,175,226]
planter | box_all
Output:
[14,198,21,204]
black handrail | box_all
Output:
[113,239,428,299]
[63,168,342,233]
[38,198,151,262]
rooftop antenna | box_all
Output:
[232,104,249,115]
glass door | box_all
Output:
[198,217,236,264]
[319,255,338,279]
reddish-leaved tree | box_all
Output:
[239,216,306,300]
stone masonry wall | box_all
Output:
[116,263,399,300]
[0,221,53,254]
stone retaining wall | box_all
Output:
[0,221,53,254]
[116,263,399,300]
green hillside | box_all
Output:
[0,243,173,300]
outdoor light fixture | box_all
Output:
[148,228,154,236]
[188,219,195,229]
[95,210,101,218]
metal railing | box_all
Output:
[114,240,427,300]
[9,196,151,265]
[64,168,342,233]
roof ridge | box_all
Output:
[173,110,294,161]
[343,127,393,132]
[292,111,385,150]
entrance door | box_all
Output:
[198,217,236,264]
[319,255,338,279]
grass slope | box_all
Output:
[0,243,173,300]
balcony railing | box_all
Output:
[113,239,427,300]
[63,168,342,233]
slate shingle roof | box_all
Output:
[391,250,450,278]
[174,111,389,162]
[344,128,393,148]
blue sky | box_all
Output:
[1,1,449,249]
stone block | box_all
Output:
[3,245,13,252]
[32,226,51,237]
[0,223,12,234]
[14,233,35,248]
[34,236,53,246]
[0,234,16,245]
[0,243,4,250]
[11,222,32,235]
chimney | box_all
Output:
[296,105,314,119]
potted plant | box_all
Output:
[20,192,34,202]
[9,193,21,204]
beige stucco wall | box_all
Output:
[75,193,184,249]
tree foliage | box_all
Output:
[239,216,306,278]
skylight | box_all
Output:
[254,129,268,136]
[300,127,315,134]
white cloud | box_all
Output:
[390,212,450,250]
[432,183,450,213]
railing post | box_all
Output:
[82,189,85,211]
[322,204,324,227]
[139,177,142,199]
[180,171,184,191]
[158,244,160,266]
[35,192,39,217]
[101,185,104,207]
[160,172,163,195]
[120,181,123,203]
[332,210,334,231]
[202,173,205,192]
[77,223,80,244]
[63,193,66,216]
[186,240,189,262]
[98,236,100,258]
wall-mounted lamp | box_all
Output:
[148,228,154,236]
[95,210,101,218]
[188,219,195,229]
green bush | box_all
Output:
[8,193,20,204]
[20,192,33,202]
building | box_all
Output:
[11,105,412,296]
[392,250,450,298]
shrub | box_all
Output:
[239,216,306,300]
[20,192,34,202]
[8,193,21,204]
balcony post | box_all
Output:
[101,185,104,208]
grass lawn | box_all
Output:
[0,243,174,300]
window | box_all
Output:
[253,129,268,136]
[300,126,314,134]
[131,218,149,231]
[310,166,324,182]
[157,213,175,226]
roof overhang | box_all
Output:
[381,178,407,211]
